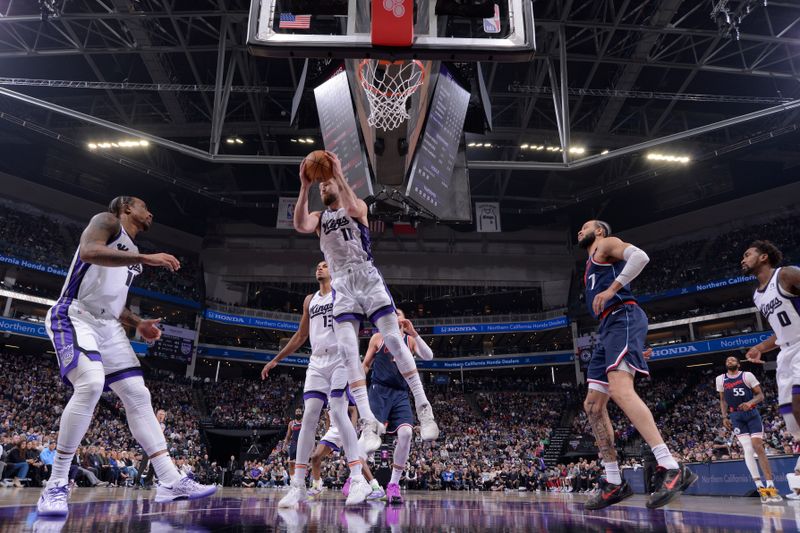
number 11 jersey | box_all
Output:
[753,267,800,349]
[319,207,373,274]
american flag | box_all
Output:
[279,13,311,29]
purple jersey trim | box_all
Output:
[303,391,329,408]
[104,368,144,391]
[369,305,396,324]
[779,403,793,415]
[320,440,340,452]
[334,312,365,323]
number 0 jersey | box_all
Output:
[308,290,337,356]
[752,267,800,349]
[319,207,373,274]
[57,224,141,319]
[715,371,759,412]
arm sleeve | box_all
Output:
[614,246,650,287]
[744,372,760,389]
[414,335,434,360]
[715,375,724,393]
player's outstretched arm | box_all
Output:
[402,319,433,360]
[362,335,380,374]
[294,160,321,234]
[262,294,312,379]
[325,151,368,223]
[779,265,800,296]
[80,212,180,270]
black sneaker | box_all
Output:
[647,464,696,509]
[584,479,633,510]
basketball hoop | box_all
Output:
[357,59,425,132]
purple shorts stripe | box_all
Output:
[330,388,345,398]
[50,298,102,385]
[345,386,356,406]
[320,440,340,452]
[303,391,329,407]
[334,313,365,324]
[104,368,144,390]
[369,305,396,324]
[779,403,793,415]
[793,385,800,395]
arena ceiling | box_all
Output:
[0,0,799,234]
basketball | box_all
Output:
[303,150,334,182]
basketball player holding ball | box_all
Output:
[293,151,439,456]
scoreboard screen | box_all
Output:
[147,324,196,363]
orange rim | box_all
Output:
[357,59,426,98]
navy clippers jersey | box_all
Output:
[584,252,637,319]
[718,372,757,412]
[289,419,301,444]
[372,335,411,390]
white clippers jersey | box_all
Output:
[753,267,800,349]
[319,207,372,274]
[57,225,141,319]
[308,290,337,356]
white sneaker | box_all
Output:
[279,482,308,509]
[154,476,217,503]
[417,403,440,441]
[366,484,385,501]
[345,476,372,505]
[786,491,800,500]
[358,418,385,454]
[37,480,70,517]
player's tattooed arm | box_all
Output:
[120,309,162,342]
[263,294,312,379]
[80,212,180,271]
[779,265,800,296]
[742,384,765,411]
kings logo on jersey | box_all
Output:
[58,344,74,367]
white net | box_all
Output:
[358,59,425,132]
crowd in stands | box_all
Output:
[0,202,203,302]
[634,214,800,296]
[204,374,300,429]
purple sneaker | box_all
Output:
[386,482,403,504]
[342,478,351,497]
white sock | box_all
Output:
[334,320,377,421]
[293,397,324,484]
[370,479,380,490]
[313,478,322,489]
[292,465,307,486]
[603,462,622,485]
[651,443,680,470]
[755,479,764,488]
[349,385,375,423]
[390,467,403,485]
[766,479,775,488]
[150,454,181,486]
[348,460,363,478]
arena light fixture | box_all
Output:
[568,146,586,154]
[647,153,691,164]
[601,150,609,155]
[87,139,149,150]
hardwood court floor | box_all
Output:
[0,486,797,531]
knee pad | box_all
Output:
[396,425,413,443]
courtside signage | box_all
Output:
[203,309,300,332]
[638,275,754,303]
[650,331,772,361]
[432,316,568,335]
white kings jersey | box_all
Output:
[307,290,337,356]
[57,225,141,319]
[319,207,373,273]
[753,267,800,349]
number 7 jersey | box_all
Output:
[753,267,800,349]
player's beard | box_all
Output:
[726,364,740,372]
[578,233,595,250]
[322,192,337,206]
